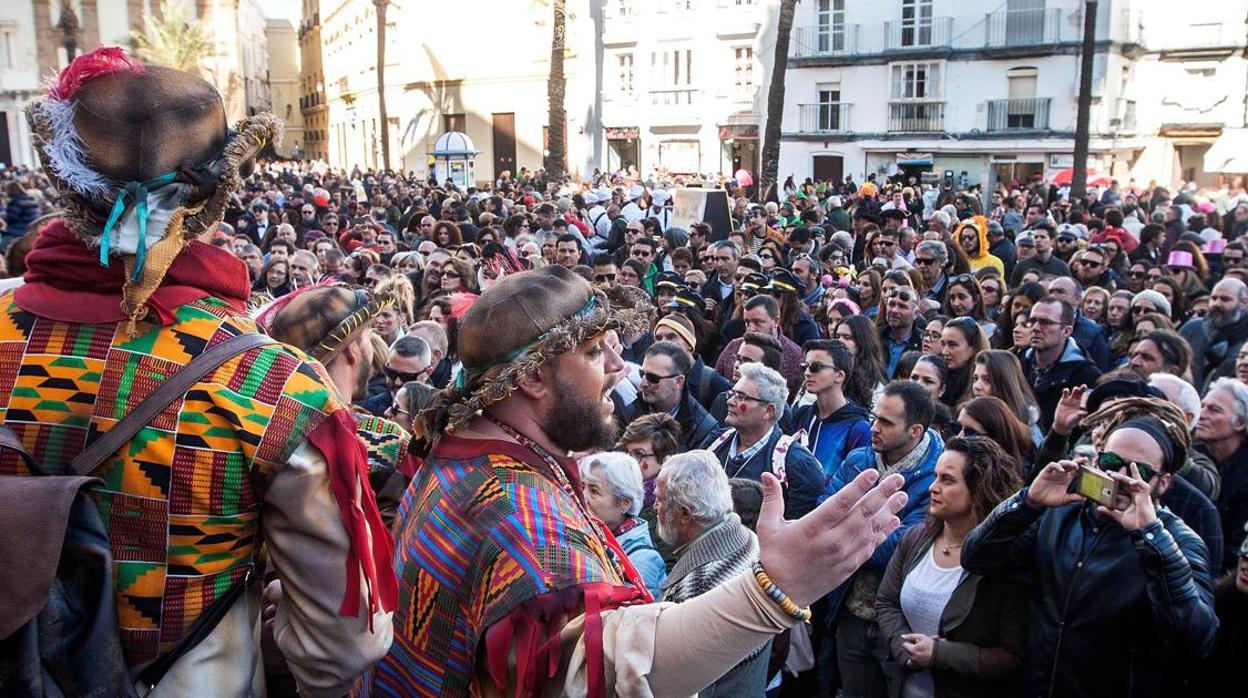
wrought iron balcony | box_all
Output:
[791,24,860,58]
[888,101,944,132]
[798,103,852,133]
[884,17,952,50]
[985,8,1061,47]
[986,98,1052,131]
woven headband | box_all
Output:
[313,288,396,362]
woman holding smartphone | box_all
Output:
[876,436,1027,698]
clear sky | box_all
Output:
[259,0,299,22]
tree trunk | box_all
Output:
[374,0,390,171]
[545,0,567,180]
[1072,0,1098,200]
[760,0,797,203]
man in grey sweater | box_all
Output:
[658,449,770,696]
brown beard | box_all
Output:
[545,373,618,453]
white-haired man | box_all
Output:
[703,362,824,519]
[656,450,768,697]
[1195,377,1248,571]
[1180,278,1248,391]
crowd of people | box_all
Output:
[3,47,1248,698]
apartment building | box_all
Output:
[778,0,1248,190]
[599,0,778,177]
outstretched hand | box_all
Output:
[1052,385,1088,436]
[756,469,907,608]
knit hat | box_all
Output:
[655,313,697,351]
[426,266,652,432]
[26,47,279,331]
[1132,289,1172,319]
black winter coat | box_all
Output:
[963,492,1218,698]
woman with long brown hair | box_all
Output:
[956,396,1035,475]
[939,317,989,409]
[876,435,1027,698]
[834,315,888,408]
[972,350,1042,444]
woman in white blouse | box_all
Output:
[875,436,1028,698]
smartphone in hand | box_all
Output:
[1068,465,1130,511]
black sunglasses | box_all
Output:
[1097,451,1158,483]
[642,371,679,384]
[383,365,426,384]
[950,422,981,437]
[799,360,836,374]
[914,257,939,266]
[595,273,617,283]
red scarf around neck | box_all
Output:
[15,219,250,324]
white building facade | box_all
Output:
[778,0,1248,191]
[598,0,779,178]
[317,0,599,181]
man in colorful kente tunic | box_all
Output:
[358,265,910,696]
[0,48,396,694]
[259,283,417,527]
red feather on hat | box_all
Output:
[49,46,147,101]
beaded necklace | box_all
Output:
[483,413,631,582]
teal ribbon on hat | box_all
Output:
[98,171,179,281]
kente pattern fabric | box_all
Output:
[361,436,648,697]
[0,292,341,668]
[355,413,411,486]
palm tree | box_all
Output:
[544,0,567,180]
[130,0,214,76]
[759,0,798,203]
[374,0,391,171]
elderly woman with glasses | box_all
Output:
[579,452,667,598]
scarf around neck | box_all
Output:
[876,430,933,479]
[15,219,250,325]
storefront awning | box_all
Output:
[605,127,639,140]
[896,152,933,166]
[1203,128,1248,173]
[718,125,759,139]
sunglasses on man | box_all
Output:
[384,365,427,384]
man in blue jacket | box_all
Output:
[820,380,944,698]
[793,339,872,484]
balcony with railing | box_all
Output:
[603,0,636,20]
[650,88,702,107]
[985,8,1061,47]
[986,98,1052,131]
[797,103,852,134]
[888,102,944,132]
[791,24,860,58]
[884,17,952,51]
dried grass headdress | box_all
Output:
[420,270,653,435]
[25,47,282,330]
